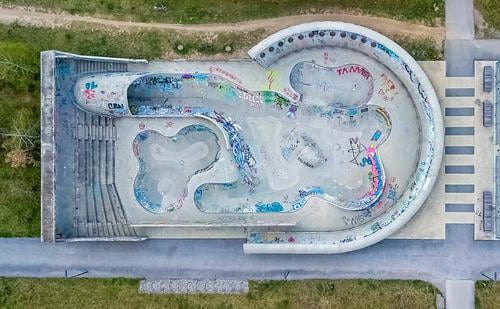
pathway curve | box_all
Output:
[0,6,444,43]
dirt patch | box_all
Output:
[475,8,500,39]
[0,6,444,45]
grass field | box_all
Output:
[476,0,500,31]
[0,0,445,25]
[475,281,500,309]
[0,278,439,308]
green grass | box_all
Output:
[0,147,40,237]
[0,278,439,308]
[476,0,500,31]
[475,281,500,309]
[394,35,443,61]
[0,0,445,25]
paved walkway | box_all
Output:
[446,280,475,309]
[445,0,500,76]
[446,0,475,40]
[0,225,499,293]
[445,0,476,76]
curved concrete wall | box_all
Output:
[244,21,444,254]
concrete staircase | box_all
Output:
[73,110,139,239]
[76,60,127,74]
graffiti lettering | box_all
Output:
[336,64,371,80]
[283,87,299,101]
[378,73,399,102]
[342,213,372,226]
[209,66,242,84]
[83,81,98,100]
[348,137,367,166]
[107,103,124,110]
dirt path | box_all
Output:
[0,6,444,43]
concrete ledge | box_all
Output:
[139,279,249,294]
[40,51,57,243]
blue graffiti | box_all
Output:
[376,44,400,61]
[211,111,258,187]
[255,202,284,213]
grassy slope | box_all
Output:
[476,0,500,30]
[0,0,445,25]
[476,281,500,309]
[0,278,438,308]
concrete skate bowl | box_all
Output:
[243,21,444,252]
[71,21,443,253]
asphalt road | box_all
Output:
[1,225,499,292]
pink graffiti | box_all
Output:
[209,66,242,84]
[283,87,299,101]
[168,188,188,210]
[132,140,139,157]
[84,89,95,100]
[366,145,381,196]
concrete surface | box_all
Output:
[445,0,475,76]
[43,22,445,254]
[0,225,499,293]
[446,0,475,40]
[445,280,475,309]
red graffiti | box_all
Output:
[209,66,242,84]
[336,64,371,80]
[378,73,399,101]
[84,89,95,100]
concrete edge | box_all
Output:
[40,51,56,243]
